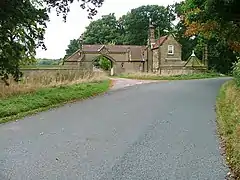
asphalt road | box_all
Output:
[0,78,230,180]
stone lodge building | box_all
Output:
[64,24,205,75]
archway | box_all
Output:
[92,54,116,76]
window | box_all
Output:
[168,45,174,55]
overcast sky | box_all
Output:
[36,0,182,59]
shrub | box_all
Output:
[232,57,240,86]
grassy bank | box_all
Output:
[0,70,110,124]
[216,80,240,179]
[0,80,110,124]
[118,72,224,80]
[0,70,107,98]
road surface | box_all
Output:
[0,78,230,179]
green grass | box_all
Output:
[0,80,110,124]
[117,72,225,80]
[216,80,240,179]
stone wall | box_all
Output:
[158,66,207,76]
[152,49,159,73]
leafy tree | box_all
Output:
[82,13,122,44]
[182,0,240,52]
[64,39,80,58]
[171,2,198,61]
[79,5,175,47]
[0,0,48,85]
[45,0,105,20]
[0,0,103,85]
[120,5,175,45]
[177,0,240,73]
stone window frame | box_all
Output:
[167,45,174,55]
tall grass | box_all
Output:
[0,70,107,98]
[216,80,240,179]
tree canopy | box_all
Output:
[83,13,122,44]
[120,5,175,45]
[0,0,103,84]
[78,5,174,46]
[45,0,105,20]
[182,0,240,51]
[0,0,48,83]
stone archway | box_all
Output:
[91,54,117,76]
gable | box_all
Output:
[152,35,168,49]
[161,34,182,48]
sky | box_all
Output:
[36,0,183,59]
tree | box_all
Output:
[82,13,122,44]
[120,5,175,45]
[0,0,48,85]
[182,0,240,52]
[0,0,103,85]
[178,0,239,73]
[80,5,175,47]
[64,39,80,59]
[45,0,105,20]
[171,2,198,61]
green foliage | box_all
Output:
[93,56,111,71]
[233,58,240,86]
[208,39,238,74]
[83,13,122,44]
[0,80,110,123]
[99,57,111,70]
[38,58,61,65]
[80,5,174,46]
[0,0,103,85]
[182,0,240,51]
[0,0,49,84]
[120,5,175,45]
[64,39,80,59]
[45,0,104,20]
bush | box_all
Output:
[232,57,240,86]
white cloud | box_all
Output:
[36,0,182,59]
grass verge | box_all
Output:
[0,80,110,124]
[118,72,224,80]
[216,80,240,179]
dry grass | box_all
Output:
[0,70,108,98]
[216,80,240,179]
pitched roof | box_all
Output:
[83,45,145,60]
[185,52,205,67]
[152,35,168,49]
[65,44,146,62]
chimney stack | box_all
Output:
[148,23,155,48]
